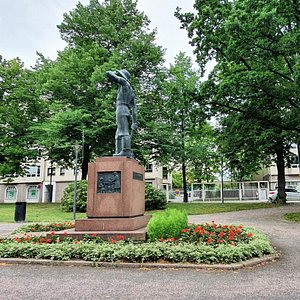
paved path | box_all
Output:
[0,223,24,238]
[0,204,299,300]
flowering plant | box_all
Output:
[14,222,75,233]
[12,232,74,244]
[0,225,274,264]
[161,221,253,247]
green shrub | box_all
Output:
[60,181,166,213]
[61,180,87,212]
[147,209,188,241]
[145,184,167,211]
[13,222,75,233]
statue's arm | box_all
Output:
[106,71,125,85]
[131,93,138,130]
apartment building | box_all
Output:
[0,159,76,203]
[253,145,300,190]
[0,159,171,203]
[144,163,172,191]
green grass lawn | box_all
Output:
[0,203,86,223]
[283,212,300,223]
[166,202,280,215]
[0,202,280,223]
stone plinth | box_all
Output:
[75,215,150,231]
[87,156,145,218]
[48,227,148,241]
[74,156,150,240]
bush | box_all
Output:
[145,184,167,211]
[60,181,166,213]
[147,209,188,241]
[13,222,75,233]
[61,180,87,212]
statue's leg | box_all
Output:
[114,106,133,157]
[115,136,122,154]
[122,135,131,151]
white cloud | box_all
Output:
[0,0,195,67]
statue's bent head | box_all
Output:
[118,69,131,80]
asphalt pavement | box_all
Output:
[0,203,299,300]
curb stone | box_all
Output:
[0,253,280,270]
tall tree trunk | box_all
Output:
[182,161,189,203]
[81,144,90,180]
[180,114,189,203]
[275,140,286,204]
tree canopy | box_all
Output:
[176,0,300,202]
[34,0,165,179]
[0,56,43,179]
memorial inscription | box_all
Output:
[133,171,143,181]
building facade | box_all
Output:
[144,163,172,191]
[253,145,300,190]
[0,159,171,203]
[0,159,76,203]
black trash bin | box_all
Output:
[15,202,27,222]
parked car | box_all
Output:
[268,188,300,202]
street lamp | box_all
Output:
[220,153,224,204]
[73,144,82,221]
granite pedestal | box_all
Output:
[66,157,149,240]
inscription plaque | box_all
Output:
[133,172,143,181]
[97,172,121,193]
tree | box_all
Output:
[176,0,300,203]
[0,56,43,179]
[188,123,220,183]
[146,52,204,202]
[34,0,165,179]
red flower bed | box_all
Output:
[161,221,254,247]
[16,222,75,233]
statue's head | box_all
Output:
[118,69,131,80]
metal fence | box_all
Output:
[167,181,269,202]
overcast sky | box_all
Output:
[0,0,196,68]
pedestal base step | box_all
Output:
[75,215,151,231]
[47,227,148,241]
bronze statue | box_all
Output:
[106,69,137,158]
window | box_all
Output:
[26,165,40,177]
[47,167,56,176]
[162,167,168,179]
[27,185,38,199]
[5,186,17,200]
[60,168,65,176]
[287,154,299,168]
[145,164,153,173]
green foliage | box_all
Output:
[13,222,75,234]
[159,53,204,202]
[0,203,86,223]
[60,181,167,213]
[179,223,254,247]
[147,209,188,241]
[0,226,275,264]
[0,57,43,178]
[171,171,184,189]
[176,0,300,198]
[33,0,165,179]
[283,212,300,223]
[60,180,88,212]
[145,184,167,211]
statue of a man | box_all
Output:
[106,69,137,158]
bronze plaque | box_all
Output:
[133,172,143,181]
[97,172,121,193]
